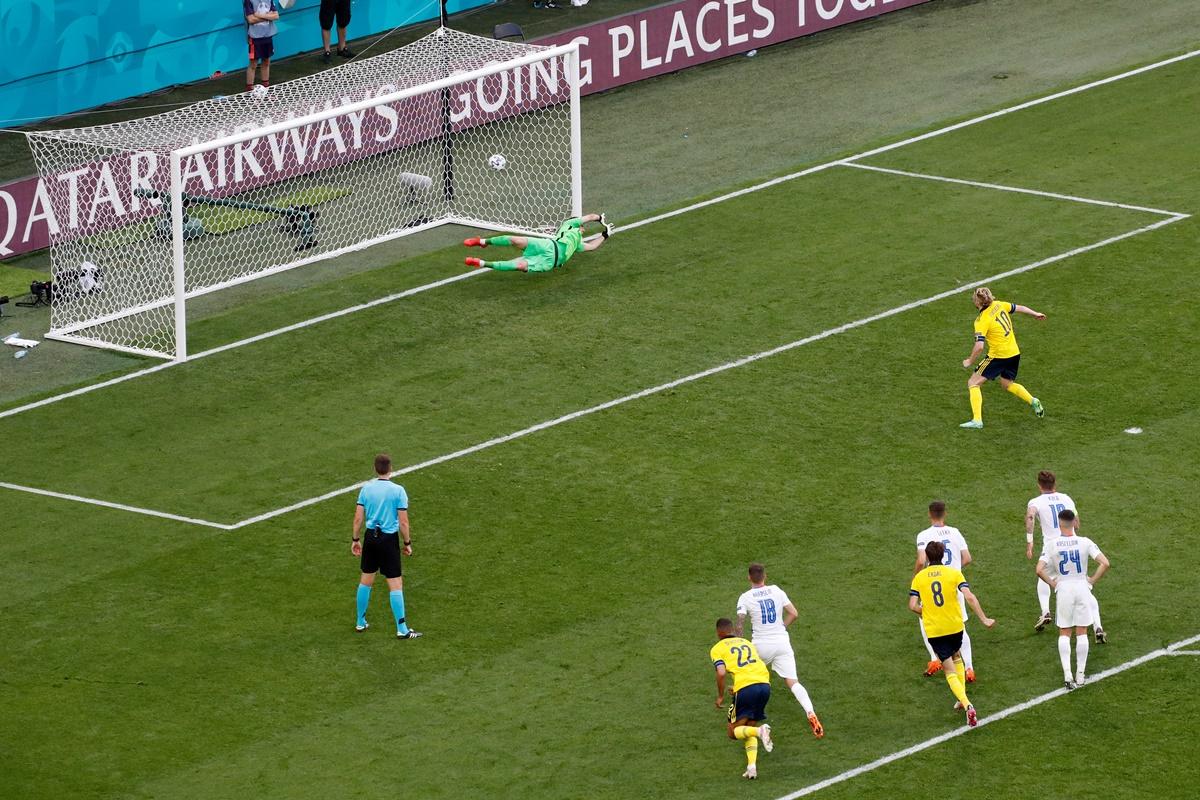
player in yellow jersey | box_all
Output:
[960,286,1046,429]
[710,618,774,779]
[909,541,996,726]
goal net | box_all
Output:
[26,28,582,360]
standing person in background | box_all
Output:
[320,0,355,63]
[244,0,279,92]
[351,453,422,639]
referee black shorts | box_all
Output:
[975,354,1020,381]
[928,631,964,662]
[360,528,402,578]
[320,0,352,31]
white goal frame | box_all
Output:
[40,36,583,361]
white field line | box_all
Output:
[2,48,1196,423]
[841,163,1189,218]
[619,49,1198,234]
[225,213,1185,530]
[0,481,232,530]
[1164,650,1200,656]
[0,269,485,421]
[773,632,1200,800]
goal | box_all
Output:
[26,29,583,360]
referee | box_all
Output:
[352,453,421,639]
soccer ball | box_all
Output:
[251,84,268,100]
[488,154,507,170]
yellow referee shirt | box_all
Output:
[709,637,770,692]
[974,300,1020,359]
[910,566,969,637]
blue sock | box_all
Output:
[356,584,371,627]
[390,590,409,635]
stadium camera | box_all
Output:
[16,280,52,308]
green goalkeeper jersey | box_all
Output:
[553,217,584,264]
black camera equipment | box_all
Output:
[16,280,52,307]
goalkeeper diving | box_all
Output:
[463,213,612,273]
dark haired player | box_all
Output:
[463,213,612,273]
[710,618,774,779]
[351,453,421,639]
[909,541,995,726]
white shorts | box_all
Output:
[753,638,797,681]
[1055,581,1094,628]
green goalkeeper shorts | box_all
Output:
[521,238,558,273]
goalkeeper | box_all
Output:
[463,213,612,273]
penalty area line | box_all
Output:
[0,481,233,530]
[773,632,1200,800]
[227,213,1184,529]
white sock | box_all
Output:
[959,628,974,670]
[1037,580,1051,615]
[918,619,937,660]
[1089,593,1103,630]
[1076,636,1090,680]
[1058,636,1072,681]
[790,681,815,715]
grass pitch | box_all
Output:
[2,17,1199,800]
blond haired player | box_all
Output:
[1036,509,1110,689]
[913,501,975,681]
[960,286,1046,429]
[909,540,996,726]
[1026,470,1106,641]
[734,563,824,738]
[710,618,774,779]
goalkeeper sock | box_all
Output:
[356,583,371,627]
[487,259,522,272]
[969,386,983,421]
[1007,382,1034,404]
[390,590,409,635]
[486,236,511,247]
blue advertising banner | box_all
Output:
[0,0,484,125]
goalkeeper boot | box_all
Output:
[463,237,488,247]
[465,257,485,268]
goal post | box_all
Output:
[27,29,584,361]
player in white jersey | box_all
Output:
[1026,470,1105,641]
[913,501,975,681]
[1035,508,1110,689]
[735,563,824,738]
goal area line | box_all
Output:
[772,632,1200,800]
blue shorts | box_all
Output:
[976,354,1020,381]
[728,683,770,723]
[249,36,274,63]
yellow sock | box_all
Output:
[955,658,967,685]
[1007,382,1034,404]
[946,670,971,708]
[733,725,757,740]
[969,386,983,421]
[744,736,758,767]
